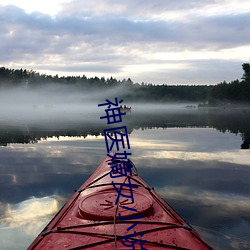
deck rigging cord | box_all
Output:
[31,159,213,250]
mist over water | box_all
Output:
[0,84,197,124]
[0,85,98,122]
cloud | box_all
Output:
[0,196,62,249]
[0,7,246,51]
[0,1,250,84]
[6,5,247,49]
[157,186,250,216]
[58,0,241,19]
[0,196,59,228]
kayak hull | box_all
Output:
[28,155,213,249]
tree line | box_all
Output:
[208,63,250,105]
[0,63,249,104]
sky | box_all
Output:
[0,0,250,85]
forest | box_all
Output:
[0,63,250,104]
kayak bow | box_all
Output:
[28,155,213,249]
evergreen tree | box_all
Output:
[242,63,250,83]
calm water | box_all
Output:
[0,105,250,249]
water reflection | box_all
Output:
[0,196,62,250]
[0,108,250,249]
[1,196,59,228]
[0,108,250,149]
[129,128,250,250]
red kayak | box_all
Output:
[28,154,213,249]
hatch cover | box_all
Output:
[78,188,153,220]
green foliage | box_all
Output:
[208,63,250,104]
[242,63,250,82]
[0,63,249,104]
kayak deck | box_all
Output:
[28,155,213,249]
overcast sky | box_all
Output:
[0,0,250,85]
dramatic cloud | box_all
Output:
[0,0,250,84]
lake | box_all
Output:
[0,104,250,249]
